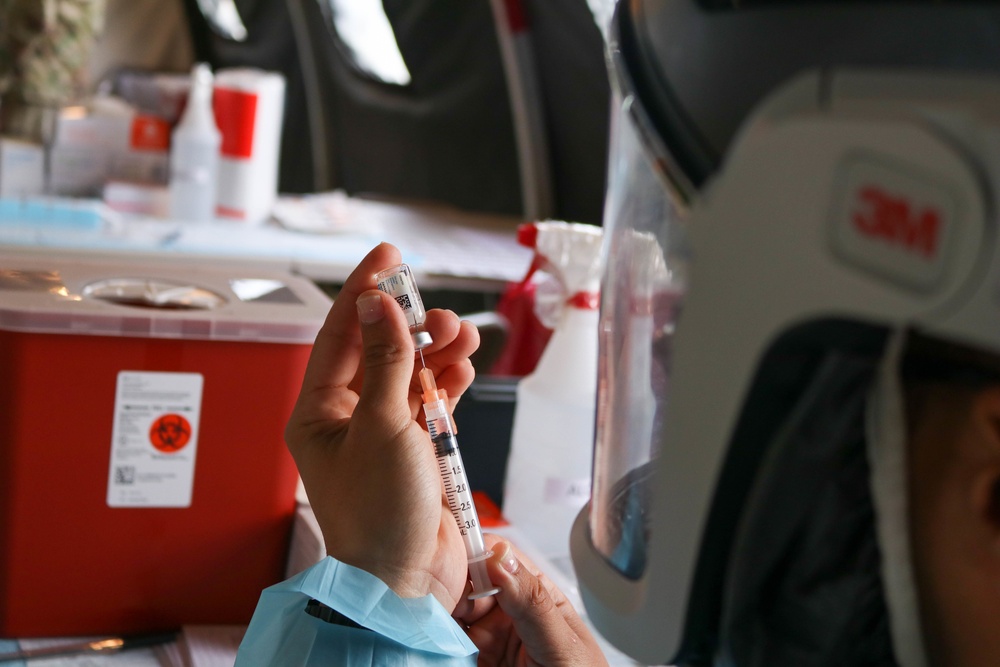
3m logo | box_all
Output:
[853,186,942,260]
[830,157,961,292]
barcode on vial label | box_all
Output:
[394,294,412,310]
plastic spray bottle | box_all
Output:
[169,63,221,222]
[503,221,604,567]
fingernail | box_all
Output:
[499,542,519,574]
[357,293,384,324]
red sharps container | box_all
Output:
[0,256,332,637]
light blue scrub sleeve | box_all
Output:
[235,556,478,666]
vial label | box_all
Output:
[377,274,415,312]
[376,265,427,331]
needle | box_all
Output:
[418,347,426,369]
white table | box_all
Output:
[0,193,533,291]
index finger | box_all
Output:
[299,243,403,399]
[484,540,597,662]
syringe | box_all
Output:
[419,367,500,600]
[376,263,499,599]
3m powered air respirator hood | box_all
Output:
[569,1,1000,665]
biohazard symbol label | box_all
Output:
[149,413,192,453]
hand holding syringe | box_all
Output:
[377,264,500,600]
[282,243,610,666]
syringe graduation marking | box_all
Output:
[417,365,498,597]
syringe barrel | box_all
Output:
[425,398,455,449]
[433,436,488,557]
[425,394,498,597]
[468,552,496,600]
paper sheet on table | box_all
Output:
[271,192,364,235]
[8,637,162,666]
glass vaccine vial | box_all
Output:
[376,264,432,350]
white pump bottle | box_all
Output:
[169,63,221,222]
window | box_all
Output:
[326,0,412,85]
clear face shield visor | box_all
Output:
[588,69,693,583]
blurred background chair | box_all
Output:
[180,0,610,224]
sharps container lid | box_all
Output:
[0,256,332,343]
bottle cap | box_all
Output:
[412,330,432,350]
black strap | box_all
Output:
[304,598,371,632]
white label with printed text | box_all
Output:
[107,371,203,508]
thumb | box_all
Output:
[354,289,415,422]
[485,540,586,664]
